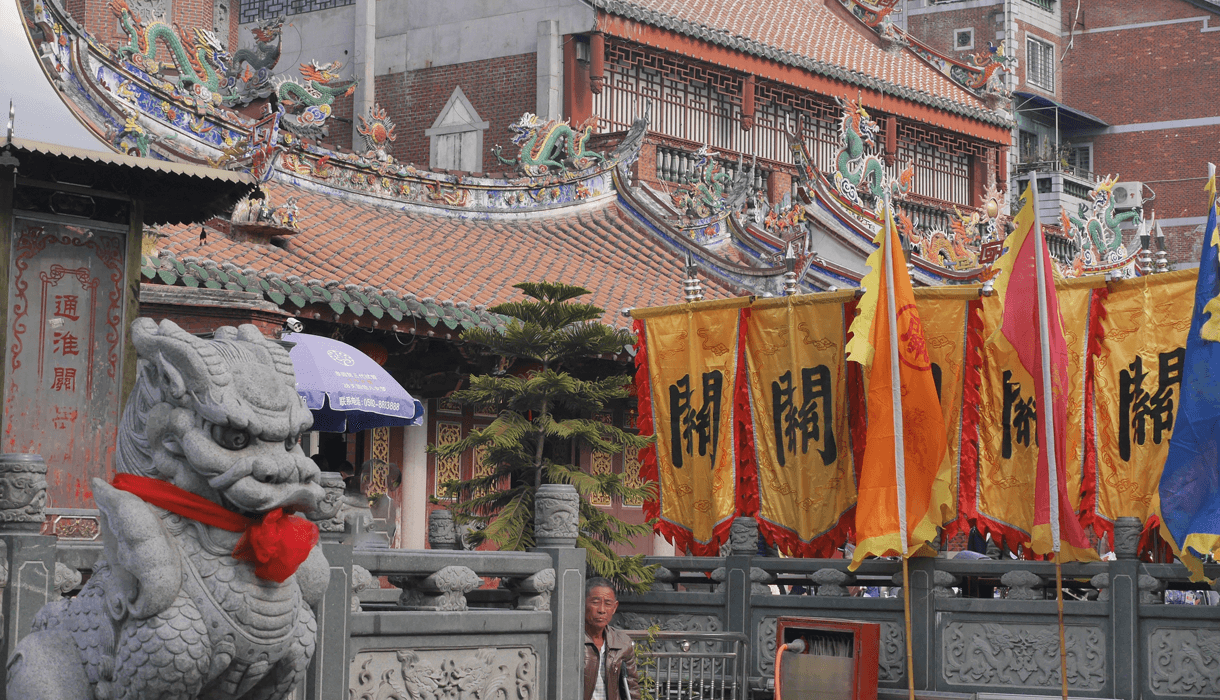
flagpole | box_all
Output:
[1029,172,1069,700]
[883,191,916,700]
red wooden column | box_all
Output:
[564,36,593,125]
[741,74,755,130]
[590,33,605,94]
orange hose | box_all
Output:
[775,643,791,700]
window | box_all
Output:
[426,86,489,172]
[1026,37,1055,92]
[954,28,974,51]
[1066,143,1092,174]
[1019,130,1039,163]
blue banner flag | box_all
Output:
[1158,165,1220,579]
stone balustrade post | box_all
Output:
[531,484,585,700]
[1109,516,1142,700]
[428,508,458,550]
[304,503,357,700]
[723,517,757,636]
[0,454,56,670]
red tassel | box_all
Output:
[1079,286,1108,538]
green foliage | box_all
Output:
[431,281,657,593]
[633,624,662,700]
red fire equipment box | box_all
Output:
[775,616,881,700]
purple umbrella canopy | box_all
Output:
[282,333,423,432]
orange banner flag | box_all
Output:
[845,209,949,569]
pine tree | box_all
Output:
[432,282,656,592]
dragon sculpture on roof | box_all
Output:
[225,16,284,105]
[109,0,231,109]
[273,61,359,139]
[833,96,914,214]
[1062,175,1143,269]
[7,320,329,700]
[493,113,603,176]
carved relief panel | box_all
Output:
[350,647,537,699]
[942,622,1106,690]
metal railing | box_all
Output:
[626,630,749,700]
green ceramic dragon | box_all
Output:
[272,61,359,139]
[109,0,229,101]
[833,96,914,212]
[1064,175,1142,257]
[670,145,734,219]
[493,113,603,177]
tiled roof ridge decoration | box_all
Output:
[778,110,998,284]
[838,0,1016,103]
[139,251,512,333]
[22,0,649,217]
[588,0,1013,128]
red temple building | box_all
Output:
[10,0,1035,554]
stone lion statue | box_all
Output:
[8,319,330,700]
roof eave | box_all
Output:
[589,0,1014,131]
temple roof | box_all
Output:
[151,182,736,328]
[591,0,1009,127]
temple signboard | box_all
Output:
[3,216,127,507]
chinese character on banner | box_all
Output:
[668,370,723,468]
[53,294,80,321]
[1001,369,1038,459]
[771,366,836,466]
[51,367,77,392]
[53,330,80,356]
[1118,349,1184,461]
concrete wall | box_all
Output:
[238,0,594,79]
[373,0,594,76]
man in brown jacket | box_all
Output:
[584,577,640,700]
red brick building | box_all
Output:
[902,0,1220,264]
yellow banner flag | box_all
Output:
[636,300,747,555]
[745,294,856,556]
[1091,270,1195,533]
[911,289,977,535]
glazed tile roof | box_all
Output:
[149,182,735,329]
[592,0,1008,126]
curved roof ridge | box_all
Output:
[590,0,1012,128]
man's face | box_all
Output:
[585,586,618,633]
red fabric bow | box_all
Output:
[112,473,319,583]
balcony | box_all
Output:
[1013,168,1094,264]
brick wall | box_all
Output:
[72,0,240,72]
[1063,12,1220,124]
[905,5,1000,58]
[378,53,537,172]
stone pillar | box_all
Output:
[351,0,377,149]
[723,517,755,635]
[905,556,937,691]
[307,519,356,700]
[0,454,55,667]
[304,476,354,699]
[1109,516,1141,700]
[428,508,458,550]
[536,20,563,122]
[652,532,675,557]
[531,484,585,700]
[398,408,428,549]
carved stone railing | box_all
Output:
[613,516,1220,700]
[0,465,587,700]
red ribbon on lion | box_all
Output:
[112,473,319,583]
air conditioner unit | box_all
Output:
[1112,182,1144,209]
